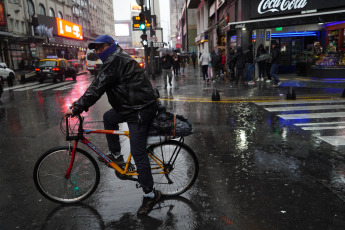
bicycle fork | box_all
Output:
[65,141,79,179]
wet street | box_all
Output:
[1,66,345,230]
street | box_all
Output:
[1,66,345,230]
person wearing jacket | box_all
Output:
[244,45,255,85]
[234,47,246,85]
[161,51,174,88]
[199,50,211,81]
[227,47,235,81]
[270,41,281,87]
[172,53,180,77]
[211,50,221,81]
[65,35,161,216]
[256,44,267,82]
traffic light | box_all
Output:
[139,13,146,31]
[141,34,148,47]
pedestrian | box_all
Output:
[256,44,267,82]
[172,53,180,78]
[220,49,227,79]
[208,52,213,81]
[211,50,221,81]
[234,47,245,85]
[64,34,161,216]
[244,45,255,85]
[270,41,281,87]
[161,50,174,88]
[180,56,186,76]
[191,52,197,69]
[199,50,211,82]
[227,47,235,81]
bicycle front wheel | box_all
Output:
[33,146,100,204]
[147,140,199,197]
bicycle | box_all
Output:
[33,114,199,204]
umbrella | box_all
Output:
[255,53,272,62]
[156,48,174,55]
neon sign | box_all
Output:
[56,18,83,40]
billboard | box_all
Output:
[57,18,83,40]
[0,3,5,26]
[115,23,130,36]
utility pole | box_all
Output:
[137,0,149,76]
[185,0,188,53]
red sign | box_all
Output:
[56,18,83,40]
[0,3,5,26]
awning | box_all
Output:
[0,31,14,37]
[223,9,345,31]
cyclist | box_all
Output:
[65,34,161,216]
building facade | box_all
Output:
[0,0,115,70]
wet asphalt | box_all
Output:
[0,65,345,229]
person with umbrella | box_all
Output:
[160,50,174,88]
[256,44,267,82]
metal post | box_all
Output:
[185,0,188,52]
[150,41,155,79]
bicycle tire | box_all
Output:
[146,140,199,197]
[33,146,100,204]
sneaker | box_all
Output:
[255,78,260,81]
[248,81,255,85]
[272,82,282,87]
[266,79,271,83]
[137,190,162,216]
[260,78,264,81]
[98,153,124,165]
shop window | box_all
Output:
[39,4,46,16]
[58,11,63,19]
[49,8,55,17]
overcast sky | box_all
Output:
[113,0,170,43]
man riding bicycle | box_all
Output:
[65,34,161,216]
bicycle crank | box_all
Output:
[115,163,136,180]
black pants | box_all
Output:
[104,109,154,193]
[236,67,244,83]
[258,62,266,79]
[201,65,208,81]
[173,66,179,76]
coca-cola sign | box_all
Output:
[250,0,345,18]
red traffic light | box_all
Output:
[140,34,147,40]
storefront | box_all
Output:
[224,0,345,77]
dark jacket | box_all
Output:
[191,53,197,62]
[72,45,158,122]
[271,46,281,64]
[228,49,235,69]
[161,54,173,69]
[244,45,254,64]
[211,51,221,70]
[256,45,266,63]
[234,47,245,69]
[172,55,180,68]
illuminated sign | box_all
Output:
[132,16,151,31]
[0,3,5,26]
[56,18,83,40]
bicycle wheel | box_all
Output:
[33,146,100,204]
[146,140,199,197]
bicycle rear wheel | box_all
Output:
[33,146,100,204]
[147,140,199,197]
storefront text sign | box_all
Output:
[57,18,83,40]
[251,0,345,18]
[0,3,5,26]
[258,0,307,14]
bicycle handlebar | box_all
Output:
[65,114,84,141]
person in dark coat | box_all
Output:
[227,47,235,81]
[191,52,197,69]
[172,53,180,77]
[234,47,245,85]
[270,41,281,87]
[65,35,161,216]
[211,50,221,81]
[244,45,254,84]
[256,44,267,82]
[160,51,174,88]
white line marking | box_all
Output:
[302,126,345,130]
[318,136,345,146]
[3,82,39,91]
[255,99,345,106]
[33,82,73,91]
[14,83,52,91]
[278,112,345,120]
[266,104,345,112]
[295,121,345,126]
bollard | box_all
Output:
[286,87,296,100]
[212,89,220,101]
[7,75,13,87]
[21,74,26,84]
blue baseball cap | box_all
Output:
[88,35,115,49]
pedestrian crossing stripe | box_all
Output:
[3,82,39,91]
[33,82,73,91]
[254,100,345,146]
[14,83,51,91]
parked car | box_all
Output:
[35,58,77,83]
[68,59,83,72]
[0,62,16,85]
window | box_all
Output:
[38,4,46,15]
[49,8,55,17]
[27,0,35,16]
[58,11,63,19]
